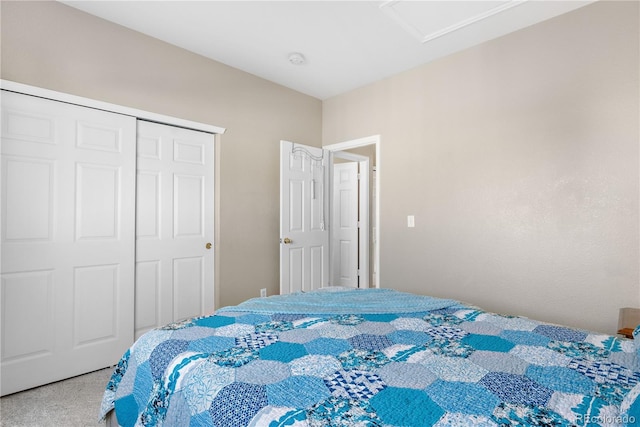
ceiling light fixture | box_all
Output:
[288,52,306,65]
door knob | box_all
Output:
[206,242,212,249]
[282,237,292,244]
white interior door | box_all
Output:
[1,91,136,395]
[332,162,359,287]
[330,150,370,288]
[280,140,329,294]
[135,121,214,338]
[324,135,378,288]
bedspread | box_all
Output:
[100,288,640,426]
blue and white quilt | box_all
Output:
[100,288,640,426]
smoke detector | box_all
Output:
[288,52,306,65]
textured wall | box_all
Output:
[323,1,639,333]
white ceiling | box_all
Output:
[61,1,594,100]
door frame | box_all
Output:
[324,135,380,288]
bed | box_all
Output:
[100,288,640,426]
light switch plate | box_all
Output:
[407,215,415,228]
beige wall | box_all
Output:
[323,1,639,333]
[0,1,322,308]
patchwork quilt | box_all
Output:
[100,288,640,426]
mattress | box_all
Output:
[100,287,640,426]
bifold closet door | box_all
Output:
[135,120,214,339]
[1,91,136,395]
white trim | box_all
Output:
[324,135,379,152]
[331,150,368,163]
[0,80,226,135]
[325,135,381,289]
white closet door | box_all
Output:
[1,91,136,395]
[135,121,214,339]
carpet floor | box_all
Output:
[1,367,113,427]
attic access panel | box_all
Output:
[380,0,525,44]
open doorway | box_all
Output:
[325,135,380,288]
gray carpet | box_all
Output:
[0,367,113,427]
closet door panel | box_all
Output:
[0,90,136,396]
[135,121,214,339]
[135,260,160,332]
[173,256,204,321]
[75,163,121,240]
[3,156,54,241]
[137,171,161,238]
[73,264,119,346]
[174,174,204,237]
[1,271,54,360]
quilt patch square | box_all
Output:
[235,332,279,350]
[426,326,469,341]
[534,325,587,342]
[209,382,267,427]
[324,370,386,400]
[568,359,640,386]
[348,334,394,351]
[480,372,552,407]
